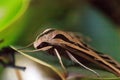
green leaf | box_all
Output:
[67,67,120,80]
[0,0,30,32]
[79,5,120,62]
[11,46,120,80]
[0,0,30,48]
[11,46,69,80]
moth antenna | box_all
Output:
[19,48,42,53]
[17,33,40,52]
[66,50,101,78]
[19,46,52,53]
[54,48,67,72]
[18,42,33,50]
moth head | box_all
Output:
[33,28,55,50]
[33,41,52,51]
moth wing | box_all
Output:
[69,32,120,70]
[69,32,120,69]
[98,54,120,70]
[67,31,99,53]
[67,32,91,43]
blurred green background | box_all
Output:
[0,0,120,80]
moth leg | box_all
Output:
[54,48,67,72]
[66,50,100,77]
[19,46,52,52]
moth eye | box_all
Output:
[36,42,50,49]
[53,34,70,42]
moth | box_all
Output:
[21,28,120,77]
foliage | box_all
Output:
[0,0,120,80]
